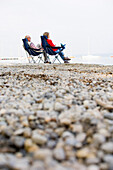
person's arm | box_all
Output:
[30,42,43,51]
[47,39,55,47]
[30,42,38,49]
[47,39,62,49]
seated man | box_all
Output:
[25,35,48,63]
[43,32,71,63]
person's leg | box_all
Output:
[43,50,51,63]
[55,49,65,60]
[55,49,71,62]
[57,51,71,61]
[43,50,48,62]
[58,51,65,60]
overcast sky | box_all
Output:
[0,0,113,58]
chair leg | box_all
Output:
[38,60,40,64]
[26,52,31,63]
[56,57,61,64]
[40,58,44,62]
[28,58,31,63]
[53,55,61,64]
[31,56,36,63]
[53,56,57,63]
[38,55,44,64]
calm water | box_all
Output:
[0,55,113,65]
[71,56,113,65]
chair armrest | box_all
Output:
[29,47,43,52]
[46,45,62,49]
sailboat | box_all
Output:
[82,37,101,61]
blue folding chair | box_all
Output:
[41,36,65,64]
[22,38,44,63]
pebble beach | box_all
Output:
[0,63,113,170]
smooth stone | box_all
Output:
[30,161,45,170]
[76,133,86,143]
[0,109,7,115]
[83,100,90,109]
[65,137,76,146]
[34,149,52,160]
[97,151,105,159]
[62,131,74,139]
[93,133,106,144]
[43,102,53,110]
[70,124,83,133]
[7,156,29,170]
[0,154,7,166]
[28,115,36,121]
[47,140,57,149]
[55,128,65,136]
[104,113,113,120]
[24,139,33,149]
[54,102,66,112]
[87,165,99,170]
[21,120,29,127]
[23,128,32,137]
[99,163,108,170]
[10,136,25,148]
[76,148,90,158]
[75,142,82,148]
[53,148,66,161]
[60,118,71,125]
[15,152,23,158]
[86,157,100,164]
[36,110,49,119]
[25,142,39,153]
[98,128,110,137]
[101,142,113,153]
[103,154,113,165]
[0,121,7,126]
[13,129,24,136]
[32,134,47,145]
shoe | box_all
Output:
[64,57,71,60]
[64,60,69,63]
[44,61,51,64]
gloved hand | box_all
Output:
[61,43,66,49]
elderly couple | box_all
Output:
[25,32,71,63]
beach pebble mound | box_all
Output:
[0,63,113,170]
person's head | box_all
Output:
[25,35,31,42]
[43,32,49,38]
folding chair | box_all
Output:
[41,36,65,64]
[22,38,44,63]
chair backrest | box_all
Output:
[22,38,30,50]
[22,39,42,56]
[41,36,56,55]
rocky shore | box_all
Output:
[0,63,113,170]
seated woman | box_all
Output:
[43,32,71,63]
[25,35,48,62]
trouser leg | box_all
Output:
[43,50,48,62]
[59,51,65,60]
